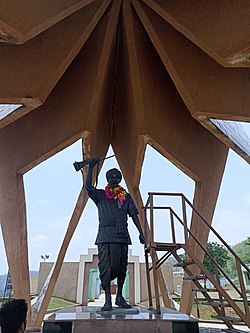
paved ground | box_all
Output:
[199,329,224,333]
[200,328,250,332]
[199,322,250,332]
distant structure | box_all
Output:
[0,0,249,326]
[36,248,171,306]
[41,255,50,263]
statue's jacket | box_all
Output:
[86,187,139,245]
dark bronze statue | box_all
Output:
[85,161,145,311]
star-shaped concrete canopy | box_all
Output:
[0,0,249,325]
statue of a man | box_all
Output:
[85,162,145,311]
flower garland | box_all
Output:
[105,184,127,205]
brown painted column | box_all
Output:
[0,171,31,322]
[180,161,228,313]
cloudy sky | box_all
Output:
[0,122,250,274]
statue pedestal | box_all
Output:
[43,306,198,333]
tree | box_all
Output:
[245,237,250,246]
[203,241,229,276]
[226,237,250,277]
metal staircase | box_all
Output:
[144,192,250,332]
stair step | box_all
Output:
[192,288,218,292]
[211,315,242,322]
[150,242,182,252]
[173,260,194,267]
[203,301,230,307]
[184,275,206,280]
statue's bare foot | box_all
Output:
[115,296,132,309]
[101,301,112,311]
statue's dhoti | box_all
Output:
[98,243,128,290]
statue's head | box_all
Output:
[106,168,122,187]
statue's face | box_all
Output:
[108,173,121,187]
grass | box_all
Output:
[139,297,245,321]
[0,297,77,311]
[191,301,246,321]
[48,297,77,310]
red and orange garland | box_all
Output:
[105,184,127,205]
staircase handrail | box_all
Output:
[182,193,250,275]
[144,192,250,326]
[146,192,250,275]
[169,207,243,297]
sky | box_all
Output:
[0,123,250,275]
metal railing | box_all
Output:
[144,192,250,320]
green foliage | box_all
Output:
[203,242,229,275]
[48,297,77,310]
[178,253,186,261]
[226,237,250,278]
[245,237,250,246]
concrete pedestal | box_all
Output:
[42,305,198,333]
